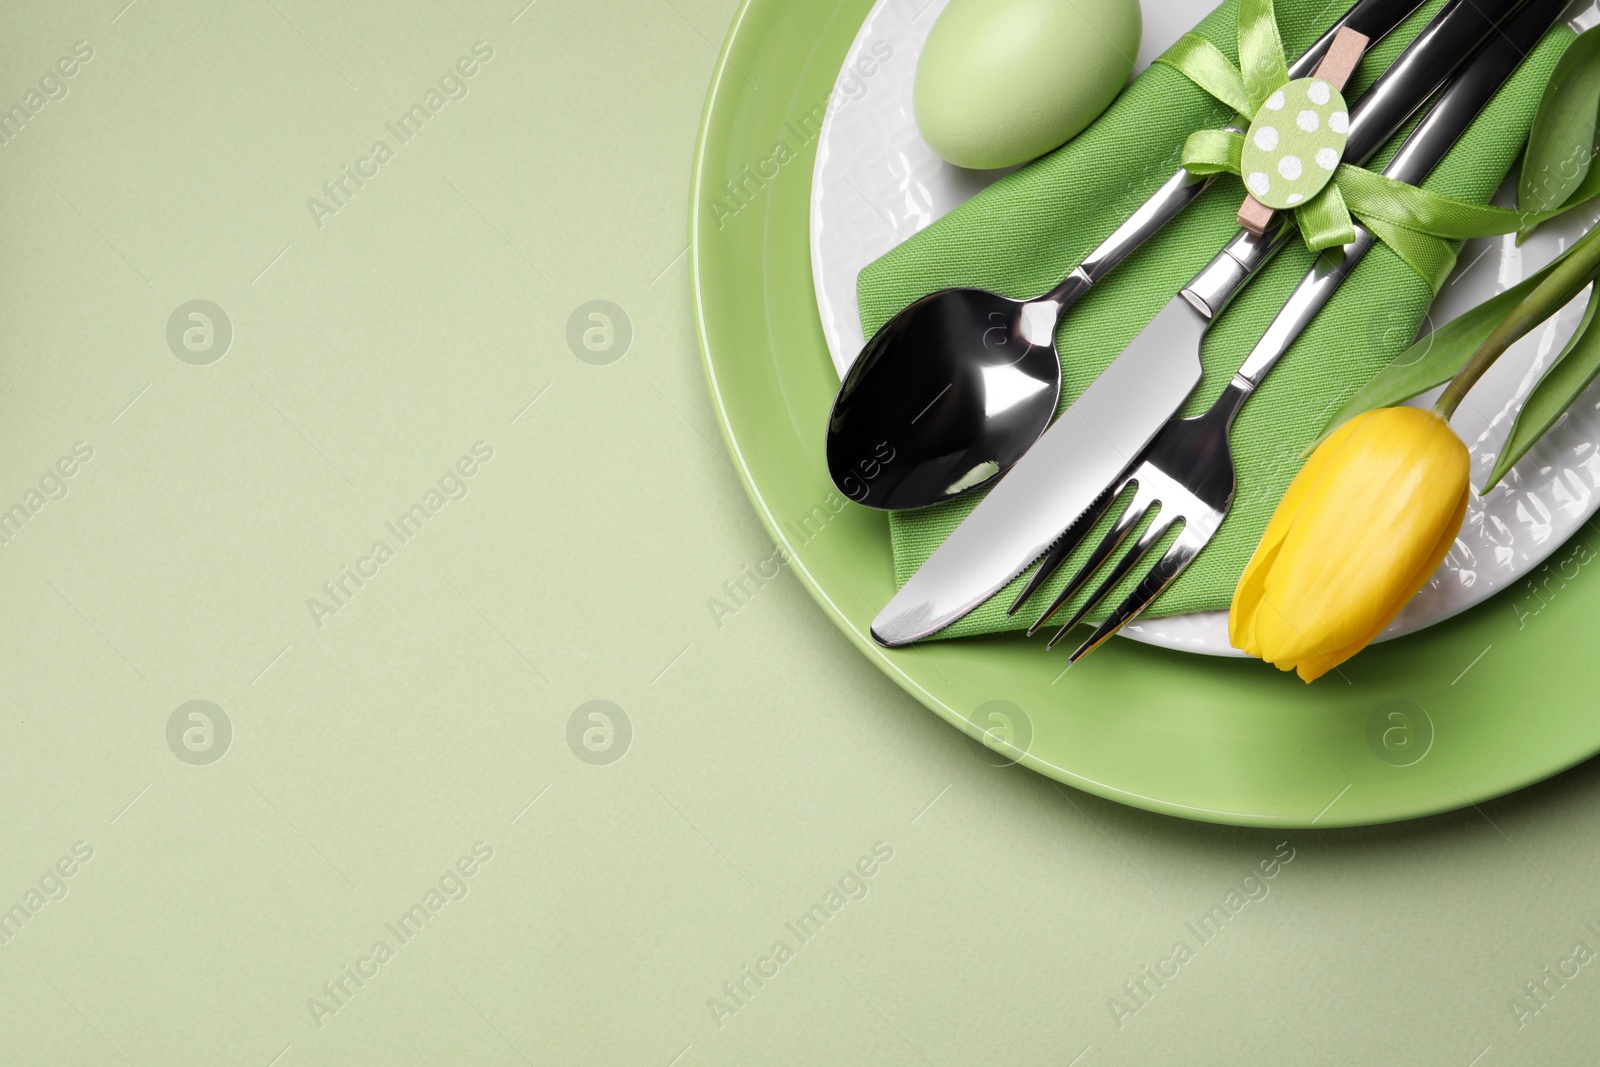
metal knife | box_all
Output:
[872,0,1533,647]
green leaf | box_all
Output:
[1305,275,1552,453]
[1308,229,1600,455]
[1486,285,1600,490]
[1518,26,1600,235]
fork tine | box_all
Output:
[1064,530,1206,663]
[1007,482,1122,617]
[1029,480,1156,637]
[1044,507,1175,649]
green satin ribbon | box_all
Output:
[1184,126,1574,288]
[1158,34,1252,114]
[1156,0,1563,291]
[1237,0,1290,110]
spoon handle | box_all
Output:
[1045,0,1428,304]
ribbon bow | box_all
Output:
[1156,0,1566,291]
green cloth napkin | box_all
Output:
[857,0,1571,640]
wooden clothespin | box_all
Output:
[1237,26,1369,234]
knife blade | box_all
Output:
[872,0,1533,647]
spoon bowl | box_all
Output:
[826,288,1062,510]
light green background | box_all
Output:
[0,1,1596,1064]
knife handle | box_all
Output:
[1178,0,1532,320]
[1059,0,1429,296]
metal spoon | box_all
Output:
[824,0,1423,512]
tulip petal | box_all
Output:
[1258,416,1464,661]
[1229,407,1470,682]
[1229,413,1365,655]
[1298,480,1471,682]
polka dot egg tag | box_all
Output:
[1240,77,1349,210]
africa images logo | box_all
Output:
[305,42,495,230]
[704,41,893,229]
[704,842,894,1030]
[305,442,494,628]
[306,842,495,1029]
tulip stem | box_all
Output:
[1434,222,1600,421]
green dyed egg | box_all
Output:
[914,0,1141,170]
[1238,77,1350,209]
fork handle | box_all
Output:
[1177,0,1531,321]
[1232,0,1569,389]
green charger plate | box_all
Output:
[689,0,1600,826]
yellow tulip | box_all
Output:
[1229,406,1470,682]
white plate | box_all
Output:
[810,0,1600,656]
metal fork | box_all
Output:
[1004,0,1565,663]
[1012,363,1257,660]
